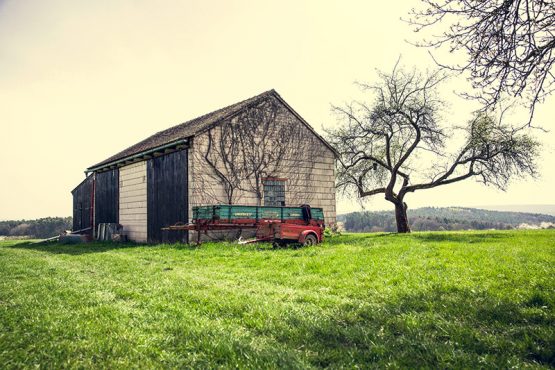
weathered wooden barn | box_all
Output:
[71,90,336,243]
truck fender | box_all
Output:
[299,230,319,244]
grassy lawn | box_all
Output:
[0,230,554,368]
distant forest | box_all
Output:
[338,207,555,232]
[3,208,554,237]
[0,217,72,239]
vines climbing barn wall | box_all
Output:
[189,96,336,225]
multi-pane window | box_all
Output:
[263,178,286,206]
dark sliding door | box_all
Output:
[94,168,119,231]
[71,175,93,232]
[147,150,188,243]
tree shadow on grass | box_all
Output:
[412,232,510,243]
[329,231,508,246]
[267,286,554,368]
[8,239,328,256]
[157,285,553,368]
[8,241,151,255]
[324,233,398,246]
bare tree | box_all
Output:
[407,0,555,124]
[327,64,540,233]
[197,96,325,206]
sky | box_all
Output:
[0,0,554,220]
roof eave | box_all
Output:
[193,90,339,158]
[70,173,93,194]
[86,137,190,174]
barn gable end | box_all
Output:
[188,96,336,225]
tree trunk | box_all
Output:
[394,202,411,233]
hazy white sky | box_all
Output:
[1,0,554,220]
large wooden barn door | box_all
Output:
[71,175,94,232]
[94,169,119,231]
[147,150,188,243]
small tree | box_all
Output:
[407,0,555,124]
[327,64,540,233]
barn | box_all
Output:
[71,90,337,243]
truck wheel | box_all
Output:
[303,234,318,246]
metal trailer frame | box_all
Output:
[163,204,325,246]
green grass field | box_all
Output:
[0,230,554,368]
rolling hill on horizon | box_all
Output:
[475,204,555,216]
[337,206,555,232]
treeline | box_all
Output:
[338,207,555,232]
[0,217,72,238]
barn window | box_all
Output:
[263,178,286,206]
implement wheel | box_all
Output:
[303,234,318,247]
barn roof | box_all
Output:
[87,89,336,172]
